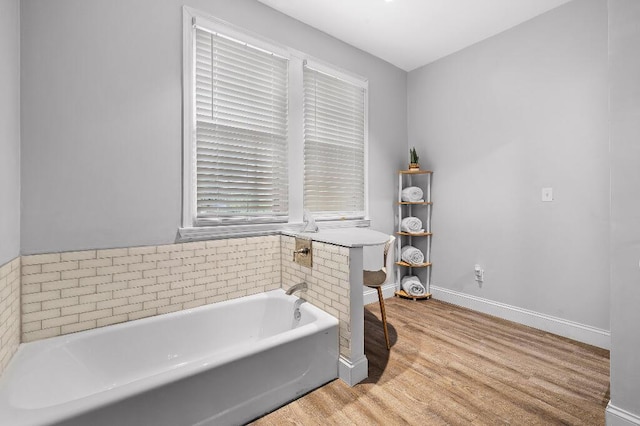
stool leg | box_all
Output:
[377,287,390,350]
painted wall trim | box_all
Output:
[431,285,610,349]
[606,402,640,426]
[338,355,368,387]
[363,282,397,305]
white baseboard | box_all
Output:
[338,355,368,387]
[607,402,640,425]
[430,285,610,349]
[363,282,397,305]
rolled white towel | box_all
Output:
[401,245,425,265]
[401,217,423,233]
[401,276,426,296]
[401,186,424,202]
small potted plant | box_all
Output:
[409,147,420,170]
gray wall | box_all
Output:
[0,0,21,266]
[608,0,640,420]
[20,0,407,254]
[407,0,610,329]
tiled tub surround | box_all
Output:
[281,233,372,386]
[20,236,281,343]
[0,258,20,376]
[281,236,351,356]
[12,231,382,386]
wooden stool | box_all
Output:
[363,236,395,350]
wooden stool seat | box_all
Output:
[363,236,395,350]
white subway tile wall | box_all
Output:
[20,236,281,342]
[280,236,352,358]
[0,257,21,375]
[13,234,354,361]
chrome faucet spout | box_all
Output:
[302,209,319,233]
[285,282,308,296]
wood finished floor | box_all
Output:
[251,297,610,425]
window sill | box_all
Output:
[178,219,371,242]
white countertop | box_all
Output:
[283,228,390,248]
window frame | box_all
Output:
[180,7,369,241]
[302,59,369,221]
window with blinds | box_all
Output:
[303,65,366,219]
[183,8,370,235]
[193,26,289,223]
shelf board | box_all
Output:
[395,290,432,300]
[399,170,433,175]
[396,231,432,237]
[397,201,432,205]
[395,261,432,268]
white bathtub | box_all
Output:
[0,289,339,426]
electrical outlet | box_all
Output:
[542,187,553,202]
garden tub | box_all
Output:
[0,289,339,426]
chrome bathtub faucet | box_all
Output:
[286,282,308,296]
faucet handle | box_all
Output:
[293,247,310,261]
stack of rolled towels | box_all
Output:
[401,275,427,296]
[400,216,423,234]
[401,245,425,265]
[401,186,424,202]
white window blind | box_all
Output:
[303,65,366,218]
[193,26,289,223]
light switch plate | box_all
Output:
[542,187,553,202]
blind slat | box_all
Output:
[194,27,289,220]
[303,66,366,217]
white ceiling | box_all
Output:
[257,0,573,71]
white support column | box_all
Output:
[338,246,367,386]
